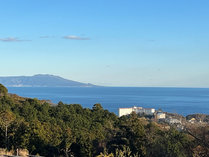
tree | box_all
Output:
[60,128,75,157]
[0,84,8,96]
[107,112,147,156]
[10,120,30,150]
[152,128,191,157]
[0,110,15,149]
[93,104,103,111]
[185,124,209,156]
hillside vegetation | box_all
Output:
[0,84,208,157]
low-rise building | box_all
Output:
[141,108,156,115]
[119,106,155,117]
[165,118,181,124]
[188,118,196,123]
[156,112,166,119]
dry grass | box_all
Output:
[0,148,29,157]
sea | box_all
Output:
[7,87,209,116]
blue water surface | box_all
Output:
[7,87,209,116]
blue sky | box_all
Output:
[0,0,209,87]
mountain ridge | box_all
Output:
[0,74,96,87]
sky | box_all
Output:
[0,0,209,87]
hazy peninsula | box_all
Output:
[0,74,96,87]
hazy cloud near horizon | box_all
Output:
[63,35,90,40]
[40,36,56,38]
[40,36,51,38]
[0,37,31,42]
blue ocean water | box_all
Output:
[7,87,209,116]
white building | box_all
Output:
[165,118,181,124]
[119,106,155,117]
[156,112,166,119]
[141,108,156,115]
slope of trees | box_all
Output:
[0,84,208,157]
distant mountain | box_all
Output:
[0,74,96,87]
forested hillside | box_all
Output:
[0,84,208,157]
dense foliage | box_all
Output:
[0,84,208,157]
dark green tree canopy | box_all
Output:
[92,103,103,111]
[0,84,8,96]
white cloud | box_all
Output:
[0,37,30,42]
[63,35,90,40]
[40,36,50,38]
[40,35,55,38]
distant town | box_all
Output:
[119,106,209,131]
